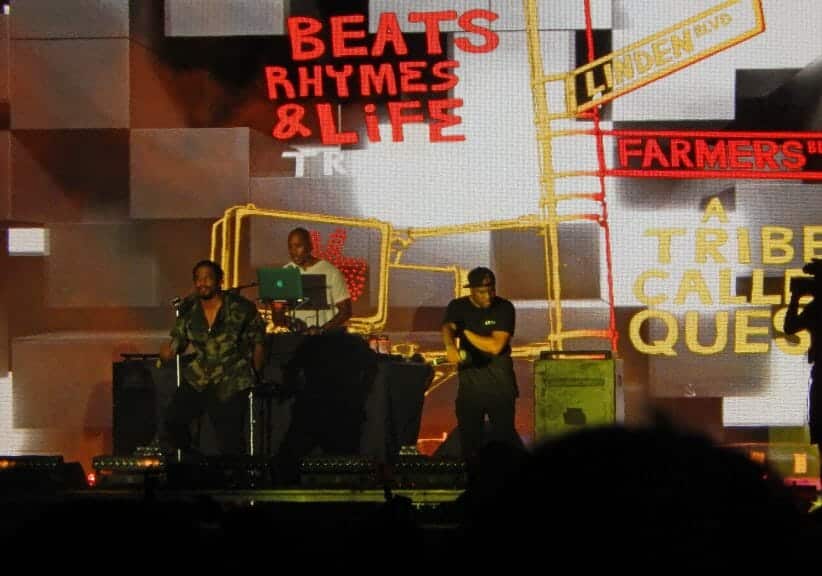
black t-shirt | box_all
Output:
[443,296,515,368]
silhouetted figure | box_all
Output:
[275,330,377,483]
[490,423,807,556]
[783,258,822,446]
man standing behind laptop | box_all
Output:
[285,227,351,333]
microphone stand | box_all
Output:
[228,281,260,458]
[170,296,188,462]
[170,297,185,390]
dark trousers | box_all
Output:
[455,359,520,461]
[163,382,248,456]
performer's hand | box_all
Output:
[446,345,461,364]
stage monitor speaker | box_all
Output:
[113,355,217,455]
[113,356,178,454]
[534,351,615,442]
[0,455,86,491]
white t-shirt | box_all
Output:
[285,259,351,327]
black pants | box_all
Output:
[455,357,521,461]
[163,382,248,456]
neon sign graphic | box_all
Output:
[567,0,765,113]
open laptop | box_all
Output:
[256,267,303,301]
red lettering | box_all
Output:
[429,99,465,142]
[364,103,381,143]
[265,66,295,100]
[316,103,358,145]
[728,139,753,169]
[288,17,324,61]
[431,60,460,91]
[272,104,311,140]
[408,10,457,56]
[783,140,807,170]
[330,14,368,57]
[695,140,727,169]
[372,12,409,57]
[618,138,644,167]
[399,61,428,93]
[325,64,354,98]
[360,63,398,96]
[669,139,693,168]
[752,140,779,170]
[642,139,669,168]
[298,65,323,97]
[455,9,499,54]
[388,101,424,142]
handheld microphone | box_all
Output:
[170,294,196,314]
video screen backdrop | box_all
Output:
[1,0,822,466]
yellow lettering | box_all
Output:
[645,228,686,264]
[633,270,668,306]
[773,307,810,355]
[803,226,822,262]
[669,28,694,58]
[695,228,728,263]
[629,309,677,356]
[737,227,751,264]
[611,54,634,86]
[585,70,605,98]
[685,311,728,354]
[674,270,713,305]
[750,269,780,306]
[634,49,654,74]
[651,39,672,67]
[701,197,728,223]
[734,309,771,353]
[761,226,794,264]
[719,268,746,304]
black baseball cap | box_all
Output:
[464,267,496,288]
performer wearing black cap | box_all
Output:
[442,266,522,461]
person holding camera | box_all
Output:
[783,259,822,447]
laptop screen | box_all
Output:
[256,267,303,301]
[299,274,328,310]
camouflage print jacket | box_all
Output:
[169,291,265,401]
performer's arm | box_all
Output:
[160,317,188,361]
[784,294,810,335]
[462,329,511,356]
[323,298,352,331]
[462,300,515,356]
[442,321,462,363]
